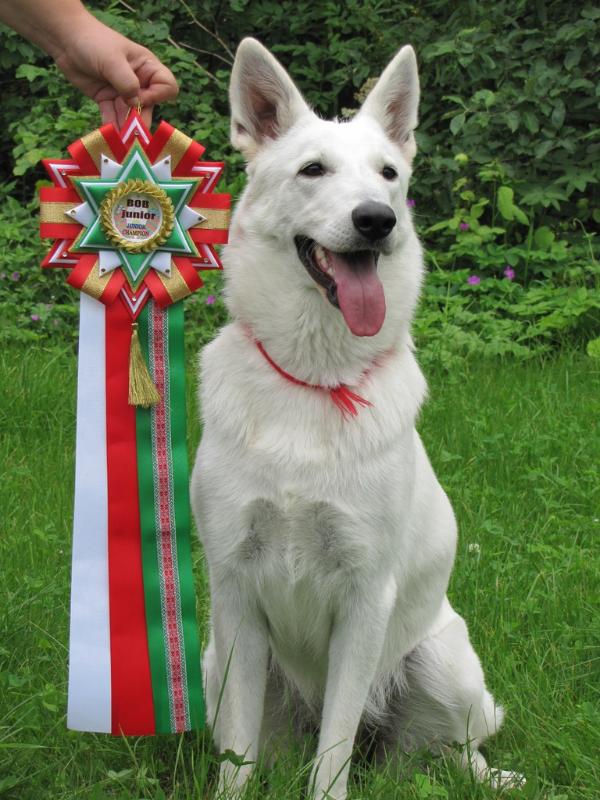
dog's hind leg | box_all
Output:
[381,599,524,789]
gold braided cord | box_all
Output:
[100,179,175,253]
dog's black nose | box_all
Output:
[352,201,397,241]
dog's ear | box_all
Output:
[358,45,420,163]
[229,38,311,160]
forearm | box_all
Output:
[0,0,178,125]
[0,0,93,59]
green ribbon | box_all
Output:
[136,300,204,732]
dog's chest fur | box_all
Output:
[241,497,362,581]
[192,324,438,692]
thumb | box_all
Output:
[101,55,141,104]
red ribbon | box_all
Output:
[105,301,155,734]
[255,340,372,418]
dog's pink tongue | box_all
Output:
[329,250,386,336]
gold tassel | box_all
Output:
[128,323,161,407]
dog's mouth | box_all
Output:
[294,236,386,337]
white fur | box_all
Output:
[191,38,522,799]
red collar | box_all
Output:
[255,339,372,419]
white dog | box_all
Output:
[191,38,520,799]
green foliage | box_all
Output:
[421,4,600,226]
[2,1,599,219]
[0,184,78,345]
[415,268,600,370]
[0,0,598,361]
[11,62,100,178]
[408,153,600,367]
[422,155,596,282]
[587,337,600,358]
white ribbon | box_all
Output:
[67,294,111,732]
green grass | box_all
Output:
[1,344,599,800]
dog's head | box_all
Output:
[225,38,421,344]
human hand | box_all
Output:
[53,11,178,127]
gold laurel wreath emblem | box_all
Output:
[99,179,175,253]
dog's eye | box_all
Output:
[299,162,326,177]
[382,166,398,180]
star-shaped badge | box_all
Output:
[67,143,205,290]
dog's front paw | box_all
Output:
[309,762,348,800]
[217,759,254,799]
[488,769,527,791]
[457,748,525,792]
[311,788,347,800]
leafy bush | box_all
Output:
[0,185,77,345]
[415,267,600,369]
[0,0,598,362]
[416,4,600,229]
[2,1,598,220]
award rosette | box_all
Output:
[39,111,230,735]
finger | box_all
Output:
[97,98,118,126]
[115,96,132,129]
[141,105,153,127]
[137,61,179,107]
[140,82,177,108]
[101,55,141,106]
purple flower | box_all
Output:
[459,222,470,231]
[467,275,481,285]
[503,266,515,280]
[11,271,21,281]
[406,198,416,208]
[205,294,216,305]
[30,314,40,322]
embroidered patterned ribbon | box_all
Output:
[136,302,203,732]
